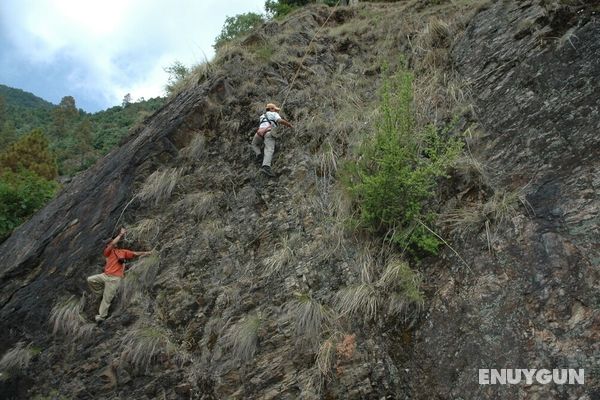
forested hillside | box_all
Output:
[0,84,164,241]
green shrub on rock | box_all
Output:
[342,65,462,254]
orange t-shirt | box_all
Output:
[103,244,136,277]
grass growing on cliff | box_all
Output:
[117,254,160,308]
[288,292,333,349]
[49,296,95,339]
[0,342,38,379]
[120,326,176,372]
[128,218,161,247]
[443,186,532,251]
[179,133,205,162]
[179,191,220,222]
[225,313,262,362]
[137,168,182,206]
[336,256,423,323]
[262,234,299,278]
[342,64,462,254]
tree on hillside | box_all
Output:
[0,129,58,180]
[0,95,6,126]
[214,12,265,48]
[0,121,17,151]
[58,96,78,118]
[74,118,95,168]
[164,61,190,95]
[52,96,78,137]
[122,93,132,107]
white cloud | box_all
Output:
[0,0,265,110]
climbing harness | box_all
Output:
[256,115,279,137]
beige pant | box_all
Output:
[251,132,276,167]
[87,273,122,319]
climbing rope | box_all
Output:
[280,0,342,109]
[114,2,344,233]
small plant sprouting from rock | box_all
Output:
[342,64,462,254]
[49,295,95,339]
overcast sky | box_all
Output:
[0,0,265,112]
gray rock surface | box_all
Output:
[0,1,598,399]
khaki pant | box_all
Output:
[251,132,276,167]
[87,273,122,319]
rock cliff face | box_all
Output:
[408,1,600,399]
[0,1,598,399]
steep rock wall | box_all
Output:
[408,1,600,399]
[0,2,598,399]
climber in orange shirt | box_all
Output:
[87,228,151,322]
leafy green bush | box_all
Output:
[214,12,265,49]
[0,170,58,240]
[342,65,462,254]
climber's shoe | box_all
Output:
[260,165,275,177]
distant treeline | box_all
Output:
[0,84,165,241]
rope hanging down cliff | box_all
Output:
[280,0,342,109]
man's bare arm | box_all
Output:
[110,228,127,246]
[279,119,294,129]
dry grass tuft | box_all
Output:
[0,342,37,378]
[315,331,345,378]
[412,69,470,123]
[49,296,95,339]
[443,203,488,233]
[337,253,424,322]
[180,191,220,222]
[120,326,176,372]
[179,134,205,162]
[118,254,161,307]
[454,151,490,189]
[137,168,182,206]
[336,283,380,321]
[378,258,424,315]
[225,313,262,362]
[316,338,335,377]
[444,187,531,235]
[316,140,339,179]
[128,218,161,247]
[263,234,300,278]
[288,293,333,348]
[415,17,452,50]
